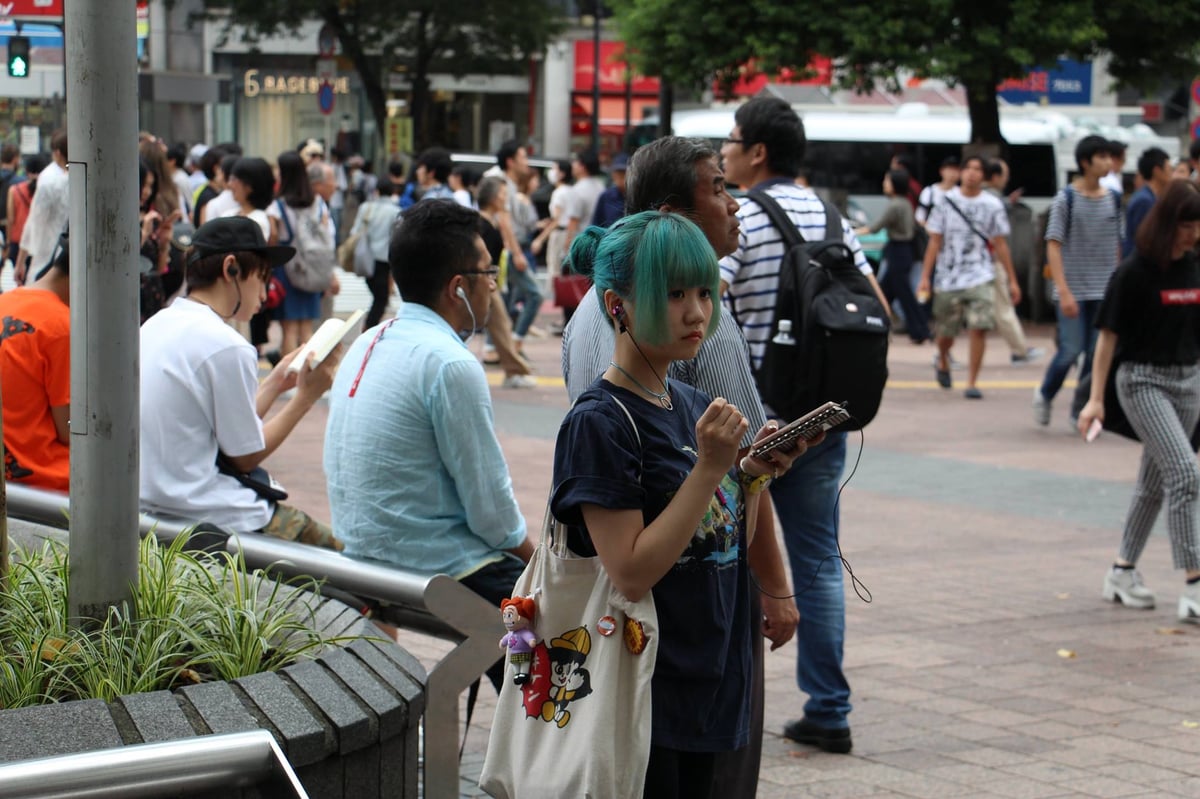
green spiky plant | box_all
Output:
[0,533,361,708]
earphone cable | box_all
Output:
[750,423,871,604]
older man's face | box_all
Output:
[313,165,335,202]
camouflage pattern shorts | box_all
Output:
[262,503,344,551]
[932,282,995,339]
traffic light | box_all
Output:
[8,36,30,79]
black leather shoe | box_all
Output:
[782,718,852,754]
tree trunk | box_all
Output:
[656,82,673,140]
[410,72,433,152]
[323,11,387,161]
[963,76,1004,145]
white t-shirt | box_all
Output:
[916,183,949,225]
[1099,172,1124,195]
[549,184,572,229]
[139,297,272,531]
[23,164,69,276]
[221,205,271,241]
[565,176,605,228]
[202,189,239,223]
[925,187,1010,292]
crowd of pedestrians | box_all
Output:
[6,115,1200,797]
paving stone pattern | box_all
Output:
[347,322,1200,799]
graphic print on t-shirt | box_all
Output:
[1161,289,1200,305]
[665,471,742,571]
[4,447,33,481]
[1,315,35,341]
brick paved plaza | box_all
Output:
[268,319,1200,799]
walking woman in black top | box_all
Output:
[1078,179,1200,622]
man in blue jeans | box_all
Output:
[720,96,884,753]
[487,139,544,344]
[1034,135,1121,428]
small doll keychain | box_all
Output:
[498,596,539,685]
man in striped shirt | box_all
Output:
[1034,135,1122,428]
[719,96,886,755]
[561,136,800,792]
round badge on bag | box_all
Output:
[623,617,648,654]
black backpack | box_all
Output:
[745,190,890,431]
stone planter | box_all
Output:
[0,520,427,799]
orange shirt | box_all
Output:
[0,287,69,491]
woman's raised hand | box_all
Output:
[694,398,748,475]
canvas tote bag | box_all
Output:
[481,400,658,799]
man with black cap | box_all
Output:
[0,230,70,492]
[139,216,344,548]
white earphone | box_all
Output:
[455,286,468,301]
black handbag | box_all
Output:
[216,453,289,502]
[1078,356,1200,451]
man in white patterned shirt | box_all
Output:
[918,154,1021,400]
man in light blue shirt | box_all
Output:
[325,200,532,686]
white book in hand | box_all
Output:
[287,310,366,374]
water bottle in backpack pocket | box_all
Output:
[748,190,890,431]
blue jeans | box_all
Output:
[770,431,851,728]
[506,249,544,338]
[1039,299,1101,404]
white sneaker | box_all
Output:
[1102,567,1156,609]
[1032,389,1051,427]
[502,374,538,389]
[1179,582,1200,623]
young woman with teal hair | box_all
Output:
[550,210,801,797]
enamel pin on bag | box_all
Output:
[480,397,658,799]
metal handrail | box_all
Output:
[5,483,208,541]
[4,483,504,799]
[0,730,307,799]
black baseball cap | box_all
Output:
[186,216,294,267]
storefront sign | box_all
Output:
[997,59,1091,105]
[0,0,63,22]
[573,41,659,95]
[243,69,350,98]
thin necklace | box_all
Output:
[609,361,672,410]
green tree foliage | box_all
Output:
[200,0,565,150]
[611,0,1200,144]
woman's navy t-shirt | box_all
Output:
[1097,251,1200,364]
[550,378,753,752]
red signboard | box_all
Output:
[0,0,64,21]
[573,41,660,95]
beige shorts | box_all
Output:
[932,282,995,338]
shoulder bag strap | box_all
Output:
[545,392,644,556]
[275,198,295,245]
[942,195,991,249]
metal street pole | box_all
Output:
[591,9,601,155]
[66,2,140,624]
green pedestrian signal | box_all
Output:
[8,36,30,79]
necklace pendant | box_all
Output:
[660,395,673,410]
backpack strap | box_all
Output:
[747,189,805,250]
[275,198,295,245]
[747,188,842,247]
